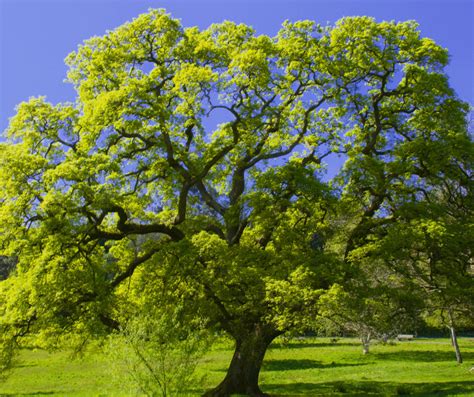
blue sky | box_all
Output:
[0,0,473,133]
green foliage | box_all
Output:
[317,280,421,342]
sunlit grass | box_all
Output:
[0,337,473,396]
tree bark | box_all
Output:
[447,309,463,364]
[449,326,463,364]
[203,324,278,397]
[361,332,371,355]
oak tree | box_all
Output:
[0,10,471,395]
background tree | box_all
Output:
[0,10,471,396]
[373,181,474,363]
[317,267,422,354]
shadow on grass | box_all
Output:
[373,350,474,363]
[215,359,366,373]
[263,359,367,371]
[13,363,37,368]
[270,342,359,350]
[0,392,56,396]
[263,380,474,396]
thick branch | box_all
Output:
[89,205,185,241]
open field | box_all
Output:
[0,337,473,396]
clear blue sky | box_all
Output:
[0,0,473,133]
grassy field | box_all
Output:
[0,337,473,396]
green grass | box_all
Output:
[0,338,473,396]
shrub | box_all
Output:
[106,308,212,397]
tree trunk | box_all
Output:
[449,326,463,364]
[361,333,371,355]
[203,324,278,397]
[448,309,463,364]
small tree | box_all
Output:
[317,278,421,354]
[107,306,211,397]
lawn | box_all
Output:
[0,337,472,396]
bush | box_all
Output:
[106,308,212,397]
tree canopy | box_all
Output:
[0,9,472,396]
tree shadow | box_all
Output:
[262,380,474,396]
[263,359,367,371]
[270,342,358,350]
[373,349,474,362]
[215,359,366,373]
[0,392,56,396]
[12,363,37,368]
